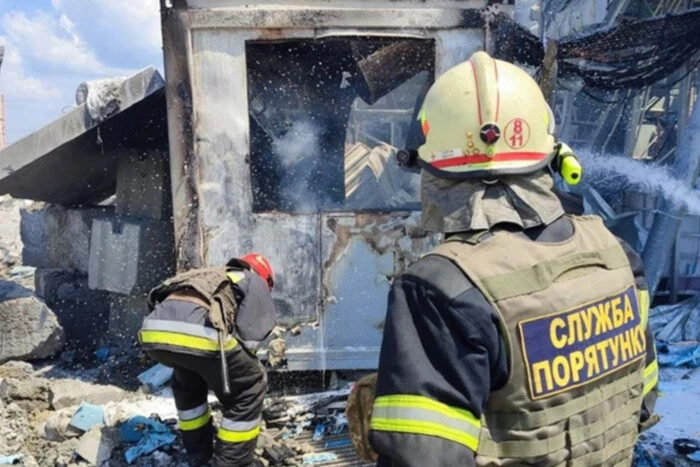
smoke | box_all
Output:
[271,120,327,213]
[272,121,320,169]
[579,151,700,216]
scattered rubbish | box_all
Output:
[302,452,338,464]
[316,400,347,416]
[137,364,173,393]
[657,342,700,368]
[312,422,326,441]
[119,416,170,443]
[124,431,176,464]
[263,443,296,465]
[69,402,105,433]
[268,338,287,368]
[43,408,83,441]
[8,266,34,278]
[0,455,22,465]
[674,438,700,455]
[324,439,351,449]
[95,347,110,362]
[76,426,117,466]
[332,413,348,434]
[120,415,176,464]
[633,444,660,467]
[649,296,700,343]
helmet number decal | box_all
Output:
[505,118,531,149]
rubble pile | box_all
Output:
[0,356,367,466]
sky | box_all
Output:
[0,0,163,144]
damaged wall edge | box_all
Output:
[160,1,203,271]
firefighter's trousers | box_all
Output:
[147,347,266,467]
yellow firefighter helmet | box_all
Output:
[416,51,558,180]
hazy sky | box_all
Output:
[0,0,163,144]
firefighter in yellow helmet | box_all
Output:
[358,52,659,466]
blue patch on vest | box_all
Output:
[519,285,645,400]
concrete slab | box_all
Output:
[75,426,117,466]
[0,67,167,205]
[22,205,114,273]
[19,204,48,267]
[49,379,127,410]
[35,269,111,354]
[88,217,175,295]
[115,149,171,220]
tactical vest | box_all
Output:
[430,216,645,467]
[147,266,245,334]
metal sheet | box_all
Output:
[252,214,321,326]
[316,213,438,370]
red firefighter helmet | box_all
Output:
[241,253,274,291]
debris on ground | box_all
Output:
[635,297,700,466]
[649,295,700,342]
[137,364,173,394]
[0,356,372,466]
[75,426,118,466]
[69,402,105,433]
[303,452,338,465]
[0,455,22,465]
[0,280,64,365]
[123,425,176,464]
[657,342,700,368]
[49,378,127,410]
[633,443,660,467]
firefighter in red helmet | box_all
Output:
[139,253,277,467]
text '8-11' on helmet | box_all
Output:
[417,51,557,180]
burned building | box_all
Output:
[0,1,496,370]
[0,0,698,372]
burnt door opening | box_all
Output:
[246,37,434,214]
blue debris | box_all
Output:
[688,451,700,462]
[302,452,338,465]
[312,422,326,441]
[633,444,660,467]
[332,413,347,434]
[95,347,110,362]
[69,402,105,433]
[120,416,175,464]
[124,432,177,464]
[0,454,22,465]
[119,416,170,443]
[657,342,700,368]
[324,439,352,449]
[137,364,173,392]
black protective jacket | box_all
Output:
[369,216,659,467]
